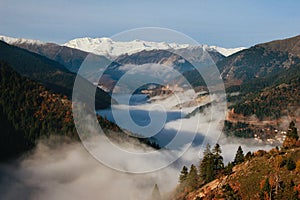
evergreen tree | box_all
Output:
[212,143,224,173]
[234,146,245,165]
[224,162,234,175]
[199,144,215,183]
[187,164,199,190]
[179,166,189,184]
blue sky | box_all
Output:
[0,0,300,47]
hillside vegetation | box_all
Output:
[170,122,300,200]
[0,62,158,160]
[0,41,112,109]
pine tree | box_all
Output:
[179,166,189,184]
[187,164,199,189]
[199,144,215,184]
[234,146,245,165]
[212,143,224,173]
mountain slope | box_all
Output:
[10,42,89,73]
[229,66,300,120]
[218,35,300,138]
[0,36,108,73]
[0,62,159,160]
[175,147,300,200]
[217,34,300,85]
[0,41,112,109]
[0,62,76,159]
[259,34,300,58]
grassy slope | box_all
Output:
[174,148,300,200]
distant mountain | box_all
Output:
[0,35,89,73]
[220,35,300,137]
[221,35,300,120]
[225,62,300,125]
[182,34,300,88]
[63,37,245,58]
[217,34,300,85]
[259,35,300,58]
[12,42,89,73]
[0,35,45,46]
[0,35,245,59]
[115,47,224,65]
[0,35,246,93]
[0,41,112,109]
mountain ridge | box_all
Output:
[0,40,112,109]
[63,37,245,57]
[0,35,245,58]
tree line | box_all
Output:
[178,144,247,190]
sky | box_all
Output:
[0,0,300,47]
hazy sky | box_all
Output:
[0,0,300,47]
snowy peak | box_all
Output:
[63,37,245,58]
[64,37,192,58]
[0,35,246,58]
[207,46,246,57]
[0,35,45,45]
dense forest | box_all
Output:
[230,72,300,120]
[0,62,76,159]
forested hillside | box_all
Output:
[0,62,76,159]
[0,62,136,158]
[0,41,112,109]
[0,62,160,159]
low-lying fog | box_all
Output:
[0,91,275,200]
[0,137,273,200]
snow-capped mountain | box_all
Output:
[63,37,245,58]
[0,35,245,58]
[64,37,191,58]
[206,46,246,57]
[0,35,45,45]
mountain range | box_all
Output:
[63,37,245,57]
[0,33,299,153]
[0,35,244,92]
[0,35,244,59]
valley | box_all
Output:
[0,31,299,200]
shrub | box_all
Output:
[286,158,296,171]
